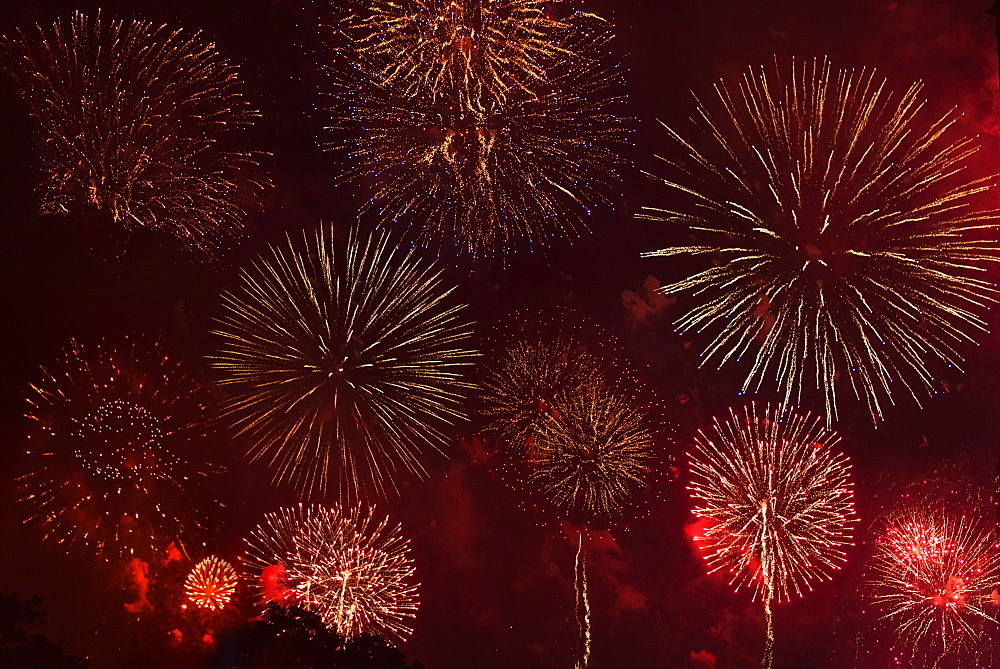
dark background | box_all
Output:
[2,0,1000,667]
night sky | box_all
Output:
[2,0,1000,667]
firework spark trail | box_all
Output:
[323,1,628,262]
[868,506,1000,663]
[574,533,591,669]
[212,225,476,502]
[185,556,238,611]
[641,56,1000,422]
[243,504,419,644]
[1,11,269,257]
[687,403,856,667]
[19,336,220,559]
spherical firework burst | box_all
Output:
[212,225,476,501]
[481,336,607,453]
[19,336,221,559]
[1,11,268,257]
[243,504,419,644]
[687,404,856,667]
[185,556,239,611]
[868,505,1000,661]
[323,3,628,262]
[531,385,651,520]
[641,57,1000,422]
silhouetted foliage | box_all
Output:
[0,592,88,669]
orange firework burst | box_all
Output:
[868,505,1000,662]
[185,556,238,611]
[18,336,222,559]
[641,56,1000,422]
[1,11,269,257]
[687,404,856,667]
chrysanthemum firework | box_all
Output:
[687,403,856,667]
[641,57,1000,422]
[212,225,476,501]
[243,504,419,644]
[19,336,221,559]
[1,11,269,257]
[185,556,239,611]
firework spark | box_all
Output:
[1,11,268,257]
[481,336,607,453]
[19,336,221,559]
[323,2,628,261]
[687,404,856,667]
[212,225,476,502]
[243,504,419,644]
[641,57,1000,422]
[185,556,239,611]
[532,385,652,520]
[868,505,1000,662]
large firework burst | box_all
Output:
[1,11,268,257]
[243,504,419,644]
[185,556,239,611]
[323,2,628,262]
[641,57,1000,422]
[687,404,856,667]
[868,505,1000,662]
[212,225,476,501]
[19,336,221,559]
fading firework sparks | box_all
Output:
[1,11,269,257]
[212,225,476,502]
[868,506,1000,661]
[185,556,239,611]
[641,56,1000,422]
[19,336,221,559]
[323,1,628,261]
[687,404,856,667]
[243,504,419,644]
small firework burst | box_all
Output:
[868,505,1000,661]
[243,504,419,644]
[19,336,221,559]
[185,556,239,611]
[212,225,476,501]
[531,385,651,520]
[1,11,269,257]
[641,56,1000,422]
[687,404,856,667]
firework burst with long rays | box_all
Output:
[212,226,476,502]
[868,505,1000,662]
[687,404,856,667]
[19,336,221,559]
[1,11,269,257]
[641,57,1000,422]
[243,504,419,644]
[323,2,628,262]
[185,556,239,611]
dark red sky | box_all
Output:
[1,1,1000,667]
